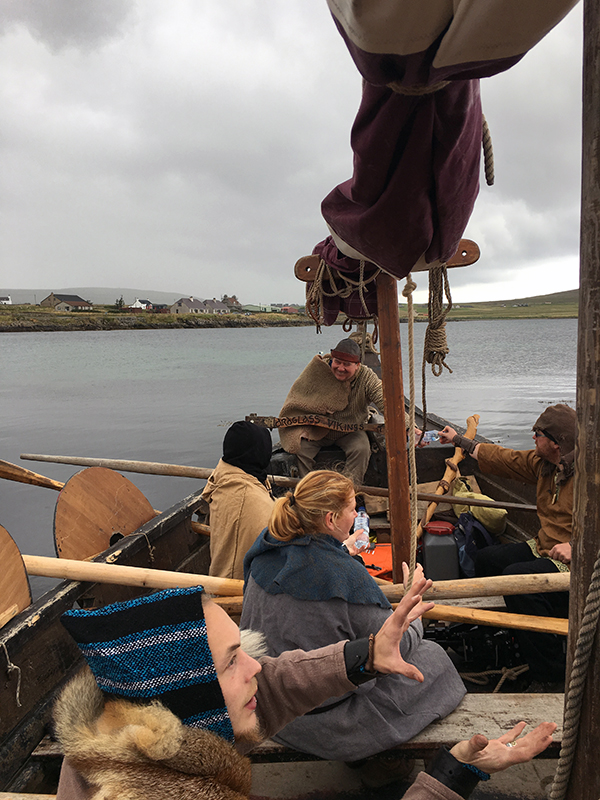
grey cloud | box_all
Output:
[0,0,136,51]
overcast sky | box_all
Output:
[1,1,583,305]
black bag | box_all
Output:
[453,512,498,578]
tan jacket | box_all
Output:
[477,444,573,556]
[202,459,274,580]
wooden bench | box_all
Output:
[21,692,563,780]
[249,693,564,761]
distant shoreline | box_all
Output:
[0,304,578,332]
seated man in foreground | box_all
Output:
[54,580,556,800]
[439,403,576,689]
[279,337,384,483]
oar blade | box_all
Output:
[53,467,156,560]
[0,524,32,628]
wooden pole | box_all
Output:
[17,454,538,512]
[376,273,412,581]
[567,1,600,795]
[22,555,242,596]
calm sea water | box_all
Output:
[1,319,577,596]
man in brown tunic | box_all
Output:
[279,338,384,482]
[439,404,576,689]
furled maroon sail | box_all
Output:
[307,0,579,325]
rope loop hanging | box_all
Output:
[306,258,380,333]
[420,264,453,434]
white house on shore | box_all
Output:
[128,298,152,309]
[0,296,11,305]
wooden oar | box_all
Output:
[0,460,210,544]
[416,414,480,538]
[22,555,242,596]
[212,595,568,635]
[22,554,569,637]
[419,605,568,636]
[379,571,570,603]
[0,458,63,491]
[20,454,538,513]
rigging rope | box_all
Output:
[402,275,419,587]
[420,265,453,435]
[548,545,600,800]
[305,257,380,332]
[2,641,22,708]
[482,114,495,187]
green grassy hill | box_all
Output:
[405,289,579,321]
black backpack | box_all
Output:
[453,512,498,578]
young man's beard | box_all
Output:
[236,718,265,745]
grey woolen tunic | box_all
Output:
[241,575,466,761]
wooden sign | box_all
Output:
[246,413,385,434]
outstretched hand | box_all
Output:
[371,564,433,681]
[438,426,458,445]
[450,722,557,773]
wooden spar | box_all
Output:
[213,595,568,634]
[18,454,538,512]
[376,273,412,582]
[22,554,569,599]
[378,571,570,602]
[567,1,600,796]
[22,555,242,596]
[419,605,568,635]
[416,414,480,538]
[22,554,568,635]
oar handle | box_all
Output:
[22,555,242,596]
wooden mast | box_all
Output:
[376,272,412,581]
[566,1,600,796]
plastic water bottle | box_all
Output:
[353,507,370,552]
[422,430,440,444]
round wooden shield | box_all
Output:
[0,524,32,629]
[54,467,156,560]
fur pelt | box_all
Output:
[54,668,252,800]
[279,355,351,453]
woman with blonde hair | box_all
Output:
[240,469,465,775]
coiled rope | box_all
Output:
[460,663,529,694]
[548,545,600,800]
[305,258,380,333]
[420,265,453,436]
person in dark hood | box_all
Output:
[439,404,577,689]
[202,421,275,580]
